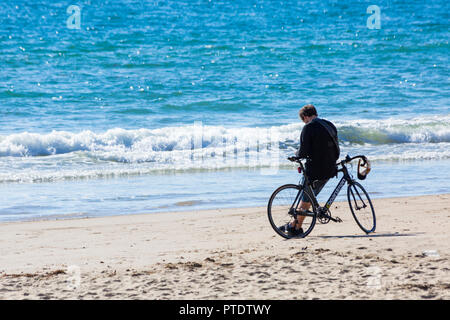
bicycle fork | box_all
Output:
[349,184,368,211]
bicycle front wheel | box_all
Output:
[347,181,376,234]
[267,184,316,239]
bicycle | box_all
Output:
[267,155,376,239]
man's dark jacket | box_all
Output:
[295,118,339,180]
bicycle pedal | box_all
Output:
[335,216,343,223]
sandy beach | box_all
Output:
[0,193,449,300]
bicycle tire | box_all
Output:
[267,184,317,239]
[347,181,376,234]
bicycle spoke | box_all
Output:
[347,182,376,234]
[353,186,367,209]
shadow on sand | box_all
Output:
[313,232,424,239]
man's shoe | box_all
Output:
[289,227,304,237]
[280,223,304,237]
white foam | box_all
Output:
[1,115,449,159]
[0,116,449,182]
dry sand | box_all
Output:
[0,193,449,300]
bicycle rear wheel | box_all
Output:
[347,181,376,234]
[267,184,316,239]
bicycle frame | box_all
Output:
[323,176,346,210]
[323,162,354,210]
[293,159,355,216]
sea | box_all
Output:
[0,0,449,222]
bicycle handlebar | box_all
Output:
[287,156,301,163]
[288,154,369,166]
[341,155,369,166]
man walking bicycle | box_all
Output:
[281,104,340,236]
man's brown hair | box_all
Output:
[299,104,318,120]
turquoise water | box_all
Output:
[0,0,449,221]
